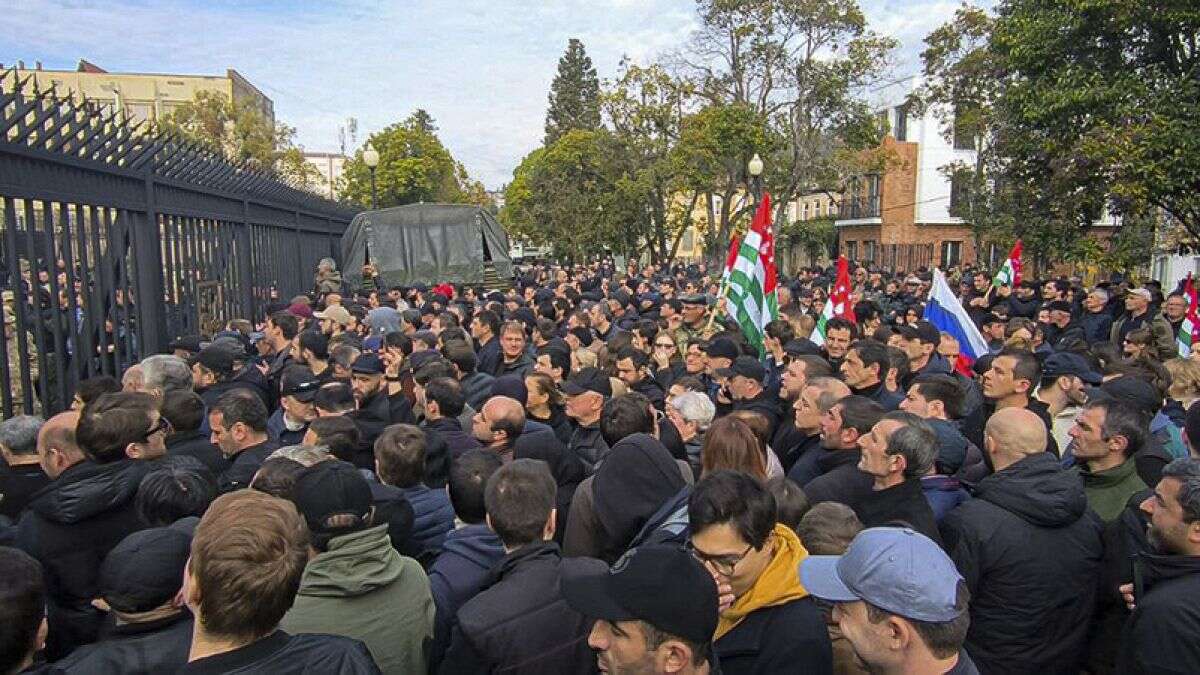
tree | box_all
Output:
[158,90,321,187]
[544,39,602,145]
[338,110,485,209]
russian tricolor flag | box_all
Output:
[923,269,990,376]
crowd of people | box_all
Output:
[1,255,1199,675]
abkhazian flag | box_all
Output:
[992,239,1023,288]
[726,194,778,357]
[1178,274,1200,357]
[811,255,855,348]
[721,232,741,283]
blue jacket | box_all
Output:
[398,484,455,566]
[266,408,308,447]
[428,523,505,672]
[921,474,971,522]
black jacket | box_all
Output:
[568,421,610,475]
[460,371,495,412]
[853,381,904,412]
[856,478,943,547]
[940,452,1104,675]
[218,439,279,493]
[715,595,832,675]
[424,416,482,465]
[0,462,51,520]
[176,630,380,674]
[440,541,595,675]
[732,390,783,440]
[476,337,502,381]
[15,459,150,659]
[803,449,874,512]
[630,376,667,411]
[1117,552,1200,675]
[1082,311,1113,345]
[784,435,826,486]
[349,389,397,450]
[52,612,192,674]
[529,404,574,447]
[165,430,229,476]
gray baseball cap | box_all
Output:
[800,527,964,622]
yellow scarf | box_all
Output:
[714,523,810,640]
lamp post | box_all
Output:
[363,142,380,210]
[747,153,764,206]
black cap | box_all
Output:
[1042,352,1102,385]
[1047,300,1073,313]
[898,320,941,346]
[99,527,191,613]
[561,544,718,645]
[168,335,205,354]
[680,293,707,306]
[561,367,612,397]
[281,367,322,402]
[351,352,384,375]
[980,313,1005,328]
[1093,376,1161,417]
[716,355,766,382]
[195,344,235,375]
[292,461,373,539]
[703,338,739,361]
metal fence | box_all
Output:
[0,69,357,417]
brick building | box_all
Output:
[836,77,975,272]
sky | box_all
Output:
[4,0,973,189]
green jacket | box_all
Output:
[281,524,434,675]
[1079,457,1148,522]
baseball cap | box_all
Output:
[1042,352,1102,385]
[1091,376,1161,417]
[801,527,965,623]
[350,352,385,375]
[288,302,314,319]
[680,293,707,306]
[898,320,940,346]
[195,344,236,376]
[99,527,191,613]
[716,355,766,382]
[292,461,373,540]
[314,304,352,327]
[561,544,718,646]
[168,335,205,354]
[280,367,322,402]
[561,366,612,397]
[702,338,739,361]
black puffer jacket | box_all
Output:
[51,612,193,674]
[940,452,1104,675]
[439,542,595,675]
[15,459,150,659]
[568,421,610,474]
[1117,552,1200,675]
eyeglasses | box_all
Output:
[687,540,756,576]
[140,416,172,442]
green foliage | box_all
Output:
[158,90,320,186]
[339,110,488,209]
[779,216,837,262]
[545,39,602,145]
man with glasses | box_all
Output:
[687,470,833,674]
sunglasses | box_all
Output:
[140,416,172,442]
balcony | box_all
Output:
[838,194,881,220]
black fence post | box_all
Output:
[238,199,255,321]
[135,173,167,357]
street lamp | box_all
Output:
[363,142,380,210]
[747,153,764,207]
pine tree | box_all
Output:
[544,39,601,145]
[410,109,438,134]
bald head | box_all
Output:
[37,411,86,478]
[984,407,1047,469]
[476,396,526,448]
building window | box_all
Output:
[952,105,975,150]
[846,241,858,262]
[802,202,809,220]
[876,110,889,135]
[894,103,909,142]
[864,240,876,263]
[941,241,963,268]
[949,174,969,215]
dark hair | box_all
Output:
[536,344,571,377]
[866,582,971,659]
[436,311,461,330]
[616,346,649,371]
[882,411,938,478]
[689,470,777,550]
[911,374,964,419]
[672,375,706,393]
[442,339,478,375]
[136,467,216,526]
[76,391,158,463]
[383,331,413,356]
[835,395,886,435]
[449,449,504,524]
[374,424,426,488]
[1084,398,1147,459]
[793,355,834,379]
[600,392,655,446]
[484,458,557,548]
[250,457,308,500]
[211,391,269,433]
[307,416,361,463]
[414,360,456,387]
[161,389,205,433]
[314,383,356,414]
[796,502,862,555]
[76,375,122,406]
[768,476,809,532]
[269,311,300,341]
[426,377,466,417]
[298,331,329,360]
[825,317,857,338]
[475,309,501,337]
[1162,458,1200,523]
[998,347,1041,388]
[851,340,890,380]
[764,319,795,345]
[0,547,44,675]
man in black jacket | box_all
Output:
[0,415,50,521]
[52,527,195,673]
[941,407,1103,674]
[855,411,943,546]
[209,392,279,493]
[564,367,612,474]
[178,490,380,674]
[16,409,150,658]
[350,353,415,451]
[162,390,228,475]
[440,459,594,674]
[1117,457,1200,674]
[616,347,667,411]
[422,376,482,465]
[718,356,782,440]
[803,395,884,512]
[841,341,903,411]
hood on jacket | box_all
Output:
[919,352,953,376]
[440,523,505,572]
[1136,550,1200,591]
[366,307,402,336]
[299,524,407,598]
[975,452,1088,527]
[32,459,148,525]
[593,433,687,552]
